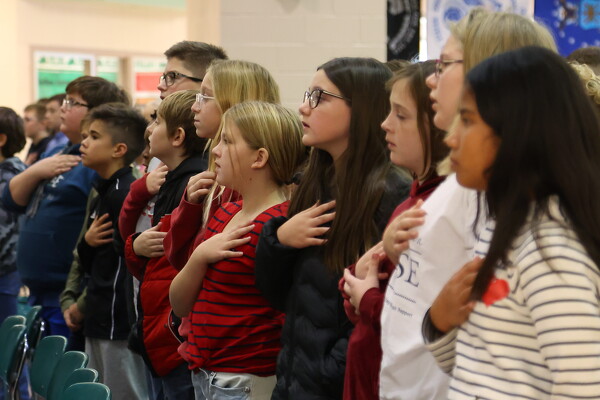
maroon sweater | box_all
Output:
[339,175,445,400]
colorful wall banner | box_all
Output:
[132,57,166,104]
[534,0,600,56]
[426,0,534,59]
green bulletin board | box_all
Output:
[97,56,119,83]
[36,54,87,98]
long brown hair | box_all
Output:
[386,61,448,180]
[289,57,395,274]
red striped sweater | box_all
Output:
[186,201,286,375]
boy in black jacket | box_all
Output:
[76,103,147,399]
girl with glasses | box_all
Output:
[254,57,411,399]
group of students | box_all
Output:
[0,7,600,400]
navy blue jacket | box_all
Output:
[1,144,97,296]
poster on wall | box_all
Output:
[534,0,600,56]
[132,57,166,105]
[97,56,120,84]
[426,0,534,59]
[34,52,90,99]
[387,0,420,61]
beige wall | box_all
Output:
[2,0,387,112]
[217,0,387,109]
[1,0,186,111]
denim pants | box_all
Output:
[191,369,276,400]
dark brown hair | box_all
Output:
[164,41,228,78]
[24,103,46,122]
[89,103,147,165]
[289,57,395,274]
[66,76,129,109]
[0,107,26,158]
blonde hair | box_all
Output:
[437,10,557,175]
[461,11,557,72]
[201,60,282,224]
[203,60,281,159]
[449,7,489,50]
[570,62,600,115]
[202,101,306,225]
[210,60,280,112]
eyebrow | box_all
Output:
[459,107,475,116]
[392,101,411,113]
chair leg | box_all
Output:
[9,339,28,400]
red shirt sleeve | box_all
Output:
[118,174,154,241]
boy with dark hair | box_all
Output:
[1,76,127,338]
[23,103,51,164]
[158,40,227,99]
[77,103,147,399]
[119,90,207,399]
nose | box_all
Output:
[191,101,201,114]
[425,72,437,90]
[444,126,457,149]
[157,78,167,93]
[298,97,310,116]
[211,140,221,157]
[381,111,393,133]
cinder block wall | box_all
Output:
[220,0,386,109]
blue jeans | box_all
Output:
[161,363,194,400]
[191,369,275,400]
[27,291,71,338]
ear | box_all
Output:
[113,142,128,159]
[0,133,7,149]
[251,148,269,169]
[171,127,185,148]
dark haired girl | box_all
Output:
[426,46,600,399]
[255,57,411,399]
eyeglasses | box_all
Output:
[62,98,89,110]
[303,88,351,109]
[434,59,463,78]
[159,71,202,87]
[195,93,216,105]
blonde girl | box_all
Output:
[164,60,280,270]
[170,101,306,400]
